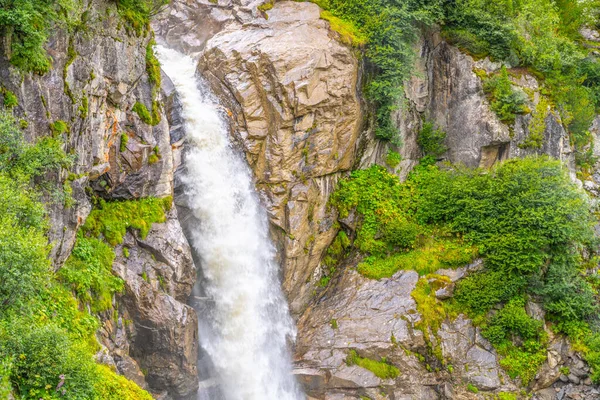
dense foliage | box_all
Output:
[308,0,443,144]
[0,112,154,398]
[331,155,600,383]
[444,0,600,162]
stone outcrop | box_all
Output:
[156,0,363,314]
[0,0,198,397]
[363,30,576,179]
[295,260,600,399]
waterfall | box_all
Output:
[156,46,303,400]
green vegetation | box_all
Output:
[319,231,350,286]
[466,383,479,394]
[417,121,447,162]
[481,66,528,124]
[95,365,153,399]
[319,11,366,47]
[115,0,168,36]
[346,350,400,379]
[50,120,70,136]
[443,0,600,163]
[58,234,124,312]
[0,0,80,74]
[306,0,443,144]
[82,196,172,246]
[79,94,89,119]
[385,150,401,169]
[257,0,274,13]
[331,155,599,383]
[331,166,476,280]
[145,39,161,86]
[120,133,129,152]
[132,101,161,126]
[521,96,549,149]
[2,89,17,108]
[0,111,151,398]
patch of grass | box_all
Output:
[466,383,479,394]
[120,133,129,152]
[411,275,453,362]
[357,234,477,279]
[320,11,367,47]
[385,150,401,169]
[346,350,400,380]
[2,90,18,108]
[58,234,124,313]
[50,120,70,136]
[82,196,172,245]
[132,101,161,126]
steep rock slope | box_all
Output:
[156,0,363,315]
[0,0,198,397]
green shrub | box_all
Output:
[482,66,528,124]
[116,0,168,36]
[0,0,79,74]
[0,324,97,399]
[482,297,543,345]
[2,90,17,108]
[95,365,153,399]
[417,121,447,159]
[346,350,400,379]
[520,96,549,149]
[58,234,124,312]
[82,196,172,245]
[385,150,401,168]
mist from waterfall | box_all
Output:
[156,46,303,400]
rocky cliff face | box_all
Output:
[156,0,363,315]
[0,1,198,398]
[5,0,600,399]
[293,26,599,400]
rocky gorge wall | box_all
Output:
[3,0,600,399]
[0,0,198,397]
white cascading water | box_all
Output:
[156,46,304,400]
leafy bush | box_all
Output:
[0,0,79,74]
[385,150,401,168]
[482,66,528,124]
[333,156,597,383]
[417,121,447,159]
[309,0,443,143]
[0,323,97,399]
[346,349,399,379]
[58,234,124,312]
[95,365,153,400]
[115,0,168,36]
[2,90,17,108]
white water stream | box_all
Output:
[156,46,303,400]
